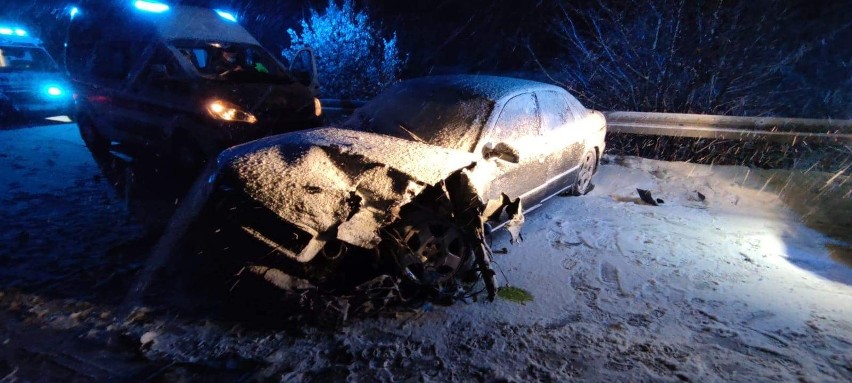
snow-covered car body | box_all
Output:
[0,26,73,122]
[205,75,606,294]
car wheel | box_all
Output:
[386,210,476,291]
[77,115,109,155]
[572,150,597,196]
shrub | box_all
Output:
[283,0,406,99]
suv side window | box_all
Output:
[491,93,540,142]
[89,42,141,82]
[138,46,183,89]
[538,91,575,132]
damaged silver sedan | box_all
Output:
[197,75,606,301]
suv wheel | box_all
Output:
[77,115,109,155]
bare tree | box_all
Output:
[551,0,851,118]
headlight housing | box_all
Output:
[207,100,257,124]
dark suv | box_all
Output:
[65,1,322,169]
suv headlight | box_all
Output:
[207,100,257,124]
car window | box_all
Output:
[0,46,57,72]
[537,91,575,132]
[172,41,291,83]
[344,83,493,152]
[89,42,144,82]
[491,93,540,142]
[565,93,588,120]
[136,46,185,91]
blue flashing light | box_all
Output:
[215,10,238,22]
[70,7,80,18]
[47,86,64,97]
[134,1,169,13]
[14,29,27,37]
[0,28,12,35]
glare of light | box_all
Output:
[207,100,257,124]
[46,115,73,123]
[314,97,322,117]
[47,86,64,96]
[14,29,26,36]
[215,10,238,22]
[134,1,169,13]
[70,7,80,18]
[0,28,12,35]
[209,102,224,113]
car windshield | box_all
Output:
[0,46,58,72]
[171,41,292,83]
[344,84,494,152]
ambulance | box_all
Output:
[0,24,73,123]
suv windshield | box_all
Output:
[0,46,58,72]
[171,41,292,83]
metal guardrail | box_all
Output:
[321,99,366,112]
[319,101,852,145]
[605,111,852,144]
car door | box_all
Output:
[289,48,319,96]
[82,41,134,143]
[119,44,193,153]
[90,40,154,148]
[537,90,587,192]
[478,92,548,205]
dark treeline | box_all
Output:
[2,0,849,117]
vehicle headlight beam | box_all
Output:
[207,100,258,124]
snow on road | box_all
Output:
[0,124,850,382]
[0,123,144,296]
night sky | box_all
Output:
[2,0,850,116]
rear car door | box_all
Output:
[479,92,548,205]
[537,90,586,191]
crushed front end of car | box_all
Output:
[187,128,524,310]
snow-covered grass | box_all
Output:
[0,124,849,381]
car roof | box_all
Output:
[0,24,43,46]
[395,75,566,103]
[69,3,259,46]
[150,6,259,45]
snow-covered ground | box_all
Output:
[0,123,850,382]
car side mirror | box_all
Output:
[482,142,520,163]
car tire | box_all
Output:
[77,114,109,155]
[571,149,597,196]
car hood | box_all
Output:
[216,127,482,249]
